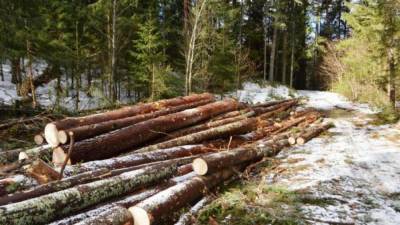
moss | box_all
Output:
[196,183,306,225]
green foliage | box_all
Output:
[197,183,306,225]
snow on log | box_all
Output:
[135,118,257,153]
[60,145,213,176]
[61,99,213,144]
[174,196,212,225]
[54,99,239,164]
[129,169,235,225]
[44,93,215,147]
[0,164,177,225]
[296,122,334,145]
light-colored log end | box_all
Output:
[296,137,305,145]
[52,147,70,167]
[34,134,44,145]
[192,158,208,176]
[44,123,60,147]
[129,206,150,225]
[19,152,29,161]
[58,130,68,144]
[288,137,296,145]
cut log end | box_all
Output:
[52,147,70,167]
[58,130,68,144]
[19,152,29,161]
[192,158,208,176]
[34,134,44,145]
[296,137,306,145]
[129,207,151,225]
[288,137,296,145]
[44,123,60,147]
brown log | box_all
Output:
[253,99,298,117]
[25,159,60,184]
[129,169,236,225]
[253,99,294,108]
[60,99,214,144]
[135,118,257,153]
[0,164,177,225]
[156,110,255,143]
[192,138,290,176]
[18,145,53,161]
[0,148,24,165]
[296,122,334,145]
[0,157,196,206]
[54,99,239,164]
[44,93,215,147]
[58,145,214,176]
[174,196,212,225]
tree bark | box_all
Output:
[54,99,238,163]
[296,122,333,145]
[0,164,177,225]
[136,118,257,153]
[174,196,212,225]
[192,138,290,176]
[269,24,278,82]
[61,98,213,144]
[129,169,235,225]
[44,93,214,147]
[155,110,255,143]
[61,145,214,176]
[256,99,297,118]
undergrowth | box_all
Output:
[196,182,307,225]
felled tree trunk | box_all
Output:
[192,138,290,176]
[58,145,214,175]
[44,93,214,146]
[174,197,212,225]
[0,164,177,225]
[136,118,256,153]
[54,99,238,163]
[296,123,333,145]
[254,99,297,116]
[156,111,255,143]
[129,170,235,225]
[60,99,213,144]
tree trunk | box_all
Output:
[156,110,255,142]
[0,164,177,225]
[26,39,37,108]
[174,196,211,225]
[60,144,214,176]
[192,138,289,176]
[55,100,238,163]
[60,98,213,144]
[136,118,256,153]
[282,30,288,84]
[269,25,278,82]
[254,99,297,116]
[129,169,235,225]
[388,48,396,107]
[44,93,214,147]
[0,63,3,82]
[296,122,333,145]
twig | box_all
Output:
[58,132,74,180]
[227,136,233,150]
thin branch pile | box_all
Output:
[0,93,333,225]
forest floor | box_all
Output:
[198,87,400,225]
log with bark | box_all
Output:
[129,169,236,225]
[58,99,214,144]
[0,164,177,225]
[174,196,212,225]
[296,122,333,145]
[156,110,255,143]
[192,138,290,176]
[253,99,298,116]
[44,93,215,147]
[58,145,214,176]
[135,118,257,153]
[0,174,38,197]
[53,99,239,164]
[18,144,53,161]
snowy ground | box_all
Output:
[264,91,400,225]
[0,63,131,111]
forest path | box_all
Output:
[268,91,400,225]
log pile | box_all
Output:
[0,93,333,225]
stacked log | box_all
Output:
[0,93,335,225]
[44,93,215,147]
